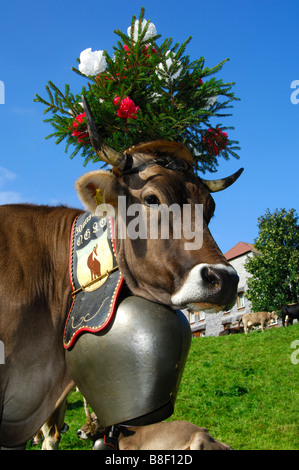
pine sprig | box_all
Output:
[34,7,240,172]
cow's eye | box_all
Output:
[144,194,161,206]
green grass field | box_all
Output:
[28,323,299,450]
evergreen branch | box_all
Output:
[34,7,240,173]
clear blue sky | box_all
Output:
[0,0,298,253]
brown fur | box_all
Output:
[0,143,239,448]
[34,398,69,450]
[0,205,82,447]
[76,156,235,308]
[77,415,232,450]
[125,140,194,165]
[77,412,103,442]
[118,421,232,450]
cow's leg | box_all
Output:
[31,429,43,446]
[41,398,68,450]
[41,424,60,450]
[244,322,248,334]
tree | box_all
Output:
[34,7,240,173]
[245,208,299,313]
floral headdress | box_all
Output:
[35,8,240,173]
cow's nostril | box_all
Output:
[171,263,239,309]
[201,266,220,287]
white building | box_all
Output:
[184,242,261,337]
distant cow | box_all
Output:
[219,326,244,336]
[242,311,278,334]
[281,302,299,327]
[77,405,232,450]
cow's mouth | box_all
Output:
[171,263,239,313]
[186,302,224,313]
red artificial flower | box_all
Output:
[71,112,89,143]
[72,112,85,125]
[114,96,139,120]
[142,44,157,58]
[115,73,127,80]
[124,44,130,56]
[202,128,228,156]
[101,73,126,86]
[123,43,156,65]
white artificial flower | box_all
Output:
[203,95,218,110]
[151,92,162,103]
[78,48,107,76]
[127,19,157,42]
[68,102,83,116]
[156,51,183,81]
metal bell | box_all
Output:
[66,296,191,427]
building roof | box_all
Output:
[224,242,261,261]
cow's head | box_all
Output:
[75,97,242,312]
[77,413,103,442]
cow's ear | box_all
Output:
[75,170,119,213]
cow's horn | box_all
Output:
[82,95,129,171]
[202,168,244,193]
[83,397,96,433]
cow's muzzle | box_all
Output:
[171,263,239,312]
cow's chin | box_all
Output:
[186,302,224,314]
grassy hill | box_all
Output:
[171,323,299,450]
[28,323,299,450]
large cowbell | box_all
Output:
[65,296,191,427]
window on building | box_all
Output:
[189,311,195,323]
[237,292,245,309]
[188,310,205,323]
[198,311,205,321]
[192,330,205,338]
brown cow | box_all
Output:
[0,100,242,448]
[242,311,278,334]
[77,413,232,450]
[116,422,233,451]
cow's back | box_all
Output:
[0,204,82,320]
[0,204,82,447]
[242,311,270,325]
[283,303,299,316]
[281,302,299,325]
